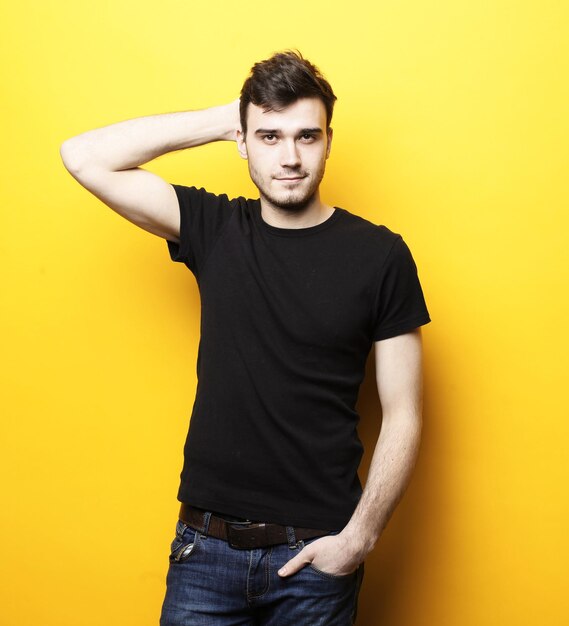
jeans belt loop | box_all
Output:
[202,511,212,537]
[286,525,297,548]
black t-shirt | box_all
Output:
[167,185,430,529]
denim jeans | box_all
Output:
[159,513,364,625]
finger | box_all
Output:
[278,549,312,577]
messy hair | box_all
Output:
[239,50,337,134]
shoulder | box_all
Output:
[335,207,404,260]
[171,184,245,208]
[336,207,400,241]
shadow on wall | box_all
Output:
[355,345,444,624]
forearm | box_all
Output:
[341,408,422,560]
[278,407,422,578]
[60,100,240,174]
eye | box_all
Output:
[263,134,278,144]
[300,133,316,143]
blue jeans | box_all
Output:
[160,514,364,625]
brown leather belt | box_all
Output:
[179,503,329,549]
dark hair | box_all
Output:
[239,50,337,134]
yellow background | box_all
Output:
[1,1,568,624]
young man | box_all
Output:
[61,51,430,625]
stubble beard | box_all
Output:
[248,161,327,214]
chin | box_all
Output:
[263,183,319,212]
[264,192,315,212]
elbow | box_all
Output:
[382,405,423,440]
[60,137,86,177]
[60,132,101,178]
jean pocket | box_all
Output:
[307,562,358,581]
[168,520,199,563]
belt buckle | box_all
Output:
[227,522,266,549]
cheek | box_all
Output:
[248,150,273,174]
[306,151,327,172]
[305,144,327,162]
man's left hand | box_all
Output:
[277,533,362,578]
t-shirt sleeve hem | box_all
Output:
[166,237,184,262]
[165,184,192,265]
[373,313,431,341]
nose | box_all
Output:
[280,139,301,169]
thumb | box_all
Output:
[278,547,313,577]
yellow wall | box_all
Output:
[1,1,567,624]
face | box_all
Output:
[237,98,333,212]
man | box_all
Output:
[61,51,430,625]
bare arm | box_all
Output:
[60,100,241,242]
[279,329,423,577]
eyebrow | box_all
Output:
[254,127,324,135]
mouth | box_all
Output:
[274,175,307,182]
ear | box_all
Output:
[326,127,333,159]
[236,129,248,160]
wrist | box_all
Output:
[218,100,241,141]
[338,526,377,560]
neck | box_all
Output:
[259,191,334,229]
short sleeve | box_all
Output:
[372,237,431,341]
[166,185,235,276]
